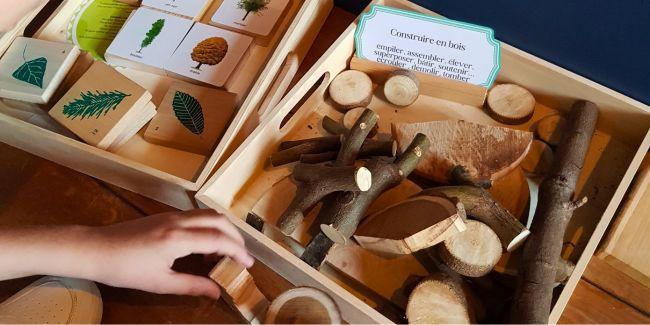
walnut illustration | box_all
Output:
[191,37,228,70]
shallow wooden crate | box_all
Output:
[196,0,650,323]
[0,0,333,209]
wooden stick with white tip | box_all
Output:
[264,287,342,324]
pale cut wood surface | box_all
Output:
[265,287,342,324]
[485,83,535,124]
[406,273,470,324]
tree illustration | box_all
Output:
[138,19,165,53]
[62,90,131,120]
[191,37,228,70]
[237,0,269,21]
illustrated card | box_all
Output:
[142,0,211,19]
[49,61,152,148]
[210,0,290,37]
[164,23,252,87]
[0,37,80,104]
[105,7,194,71]
[144,81,236,154]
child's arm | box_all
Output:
[0,209,253,299]
[0,0,47,33]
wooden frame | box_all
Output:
[0,0,333,209]
[196,0,650,323]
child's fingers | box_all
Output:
[176,213,245,246]
[160,271,221,299]
[175,228,254,268]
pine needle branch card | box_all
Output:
[142,0,212,19]
[355,5,501,87]
[105,7,194,73]
[144,81,236,154]
[164,23,252,87]
[210,0,290,38]
[49,61,152,149]
[0,37,80,104]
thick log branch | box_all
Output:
[510,100,598,323]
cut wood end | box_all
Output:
[406,273,470,324]
[384,70,420,107]
[321,223,347,244]
[486,83,536,125]
[265,287,341,324]
[328,70,373,110]
[507,228,531,252]
[355,166,372,191]
[438,220,502,277]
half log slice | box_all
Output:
[392,120,533,184]
[265,287,341,324]
[354,196,466,256]
[438,220,502,277]
[485,83,536,124]
[406,272,471,324]
[328,70,373,111]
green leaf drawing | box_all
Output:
[138,19,165,53]
[12,45,47,88]
[237,0,269,20]
[172,91,204,135]
[62,90,131,120]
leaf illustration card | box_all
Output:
[105,7,194,73]
[144,81,236,154]
[164,23,252,87]
[210,0,290,38]
[0,37,80,104]
[142,0,211,19]
[49,61,152,149]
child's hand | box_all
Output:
[92,209,253,299]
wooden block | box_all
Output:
[0,37,80,104]
[143,81,236,154]
[141,0,212,19]
[164,22,252,87]
[209,0,290,38]
[209,257,269,324]
[109,101,157,151]
[349,56,487,107]
[105,7,194,74]
[48,61,152,149]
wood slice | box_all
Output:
[328,70,373,111]
[383,69,420,107]
[406,272,471,324]
[485,84,536,124]
[265,287,341,324]
[438,220,502,277]
[535,114,567,146]
[521,139,554,175]
[354,196,466,256]
[392,120,533,184]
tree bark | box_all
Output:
[299,139,396,164]
[510,100,598,323]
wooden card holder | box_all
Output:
[196,0,650,323]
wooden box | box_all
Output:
[195,0,650,323]
[0,0,333,209]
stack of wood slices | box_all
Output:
[245,53,599,323]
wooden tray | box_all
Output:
[0,0,333,209]
[196,0,650,323]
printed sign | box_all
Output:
[355,5,501,87]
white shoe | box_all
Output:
[0,276,102,324]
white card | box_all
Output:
[210,0,290,37]
[355,5,501,87]
[142,0,210,19]
[105,7,193,71]
[0,37,80,104]
[164,23,252,87]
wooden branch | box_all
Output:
[419,186,530,252]
[406,272,471,324]
[322,116,347,135]
[383,69,420,107]
[328,70,373,111]
[437,220,502,277]
[354,196,466,256]
[265,287,341,324]
[278,135,341,151]
[510,100,598,324]
[392,120,533,184]
[320,133,431,245]
[270,136,341,167]
[276,164,372,235]
[209,257,269,324]
[299,140,396,164]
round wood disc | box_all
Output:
[328,70,373,111]
[384,70,419,107]
[535,114,567,146]
[406,273,470,324]
[521,139,554,175]
[486,84,536,124]
[438,220,502,277]
[265,287,341,324]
